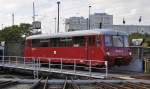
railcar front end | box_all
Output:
[104,35,132,66]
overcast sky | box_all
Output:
[0,0,149,34]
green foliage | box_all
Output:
[0,23,32,42]
[129,32,143,43]
[129,32,150,46]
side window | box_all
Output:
[49,38,73,47]
[49,38,59,47]
[32,39,40,47]
[73,36,85,47]
[60,38,66,47]
[32,39,49,47]
[60,37,73,47]
[63,38,73,47]
[40,39,49,47]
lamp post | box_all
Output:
[88,5,91,30]
[54,18,57,33]
[57,1,60,33]
[12,13,14,26]
[1,24,3,30]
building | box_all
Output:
[65,13,113,32]
[65,13,150,34]
[90,13,113,29]
[65,17,88,32]
[110,25,150,34]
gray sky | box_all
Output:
[0,0,149,34]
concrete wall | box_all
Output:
[5,42,24,56]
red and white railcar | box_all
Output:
[24,29,132,66]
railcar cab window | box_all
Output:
[113,36,124,47]
[105,35,113,47]
[124,36,129,47]
[105,35,128,47]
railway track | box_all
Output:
[0,78,150,89]
[30,77,49,89]
[0,81,17,88]
[94,82,150,89]
[62,78,81,89]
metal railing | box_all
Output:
[0,56,108,79]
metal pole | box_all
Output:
[33,58,36,79]
[16,56,17,65]
[88,6,91,30]
[89,60,92,77]
[2,48,4,65]
[54,17,57,33]
[105,61,108,77]
[36,58,40,79]
[1,24,3,30]
[49,58,51,71]
[23,57,25,68]
[61,58,63,72]
[12,13,14,26]
[138,47,140,59]
[33,2,35,22]
[57,1,60,33]
[9,56,11,64]
[74,59,76,74]
[39,58,41,68]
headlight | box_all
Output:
[106,52,110,56]
[129,52,132,56]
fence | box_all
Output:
[130,46,150,73]
[0,56,108,79]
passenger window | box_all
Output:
[40,39,49,47]
[32,39,40,47]
[73,36,85,47]
[32,39,49,47]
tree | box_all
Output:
[0,23,32,42]
[129,32,150,46]
[129,32,143,45]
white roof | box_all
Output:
[26,29,128,40]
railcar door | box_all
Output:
[87,36,96,64]
[87,35,103,66]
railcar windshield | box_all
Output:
[105,35,128,47]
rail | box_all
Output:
[62,77,81,89]
[43,77,49,89]
[0,81,17,88]
[94,82,150,89]
[29,78,42,89]
[30,77,49,89]
[0,56,108,79]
